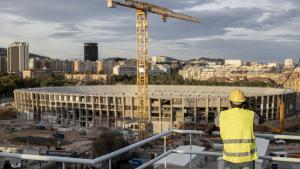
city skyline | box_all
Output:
[0,0,300,61]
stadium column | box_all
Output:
[148,97,152,131]
[92,96,95,127]
[181,98,184,128]
[194,98,197,129]
[170,98,173,130]
[159,98,162,133]
[72,95,78,126]
[106,96,110,128]
[266,95,270,120]
[114,97,117,130]
[49,94,52,123]
[122,97,126,129]
[99,96,102,128]
[131,97,134,120]
[55,94,58,124]
[85,95,88,127]
[148,97,151,128]
[77,95,81,127]
[205,97,209,124]
[271,95,275,120]
[16,93,20,120]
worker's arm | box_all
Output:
[243,101,264,125]
[254,112,265,125]
[205,123,217,135]
[253,112,272,132]
[204,114,219,135]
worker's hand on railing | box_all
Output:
[204,123,217,137]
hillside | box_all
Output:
[187,57,225,64]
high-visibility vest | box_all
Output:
[219,108,258,163]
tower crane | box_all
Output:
[106,0,199,139]
[261,58,300,133]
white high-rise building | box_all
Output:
[73,60,96,73]
[267,62,280,68]
[7,42,29,73]
[284,58,294,68]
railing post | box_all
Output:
[164,136,167,169]
[109,158,112,169]
[62,162,65,169]
[189,133,192,169]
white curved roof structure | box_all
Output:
[16,85,294,98]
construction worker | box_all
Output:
[212,89,260,169]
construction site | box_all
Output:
[14,85,297,134]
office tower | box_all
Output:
[84,43,98,61]
[7,42,29,73]
[0,56,7,73]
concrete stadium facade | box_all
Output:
[14,85,297,133]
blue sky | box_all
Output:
[0,0,300,62]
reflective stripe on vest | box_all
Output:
[223,139,255,144]
[224,148,257,157]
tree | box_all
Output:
[3,160,11,169]
[92,130,130,169]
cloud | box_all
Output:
[184,0,296,12]
[0,0,299,62]
[49,32,79,39]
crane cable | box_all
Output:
[280,58,300,88]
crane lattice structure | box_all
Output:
[106,0,199,139]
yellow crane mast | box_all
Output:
[106,0,199,138]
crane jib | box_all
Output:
[110,0,200,23]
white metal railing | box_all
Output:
[136,150,300,169]
[212,131,300,141]
[1,129,300,169]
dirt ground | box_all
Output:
[3,127,90,146]
[0,107,17,120]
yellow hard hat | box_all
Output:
[229,89,246,103]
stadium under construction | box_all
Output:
[14,85,296,133]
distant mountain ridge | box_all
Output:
[187,57,225,64]
[1,47,225,63]
[0,47,50,59]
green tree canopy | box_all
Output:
[3,160,11,169]
[92,130,130,169]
